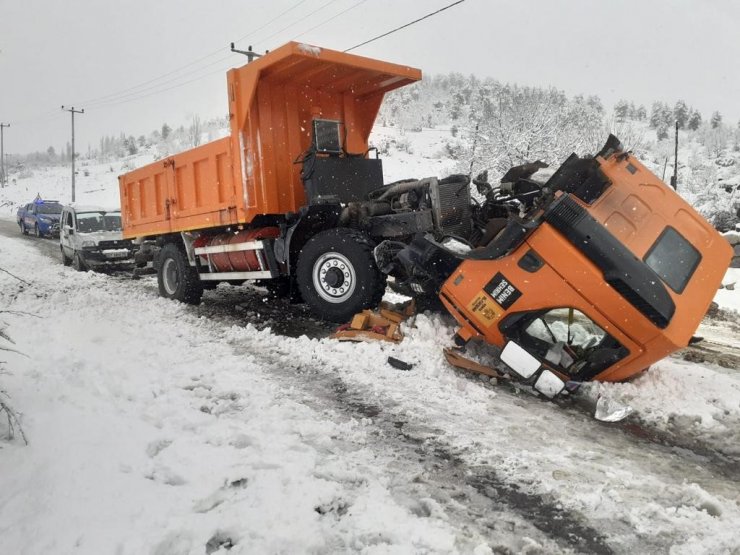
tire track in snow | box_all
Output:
[227,341,616,554]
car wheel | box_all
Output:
[34,224,42,238]
[61,246,72,266]
[21,222,28,235]
[157,243,203,304]
[296,228,386,322]
[72,251,87,272]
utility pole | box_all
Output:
[61,106,84,202]
[230,43,263,63]
[0,123,9,187]
[670,120,679,191]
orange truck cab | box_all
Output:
[387,136,732,386]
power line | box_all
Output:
[89,0,361,113]
[252,0,342,48]
[232,0,312,45]
[85,65,231,112]
[83,53,234,109]
[293,0,369,40]
[74,0,311,108]
[344,0,466,52]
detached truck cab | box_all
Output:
[430,136,733,384]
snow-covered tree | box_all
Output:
[674,100,689,129]
[614,99,630,122]
[711,111,723,129]
[687,110,702,131]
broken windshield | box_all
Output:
[502,307,629,380]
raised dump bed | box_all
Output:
[119,42,421,238]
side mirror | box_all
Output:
[533,369,566,399]
[64,225,74,235]
[500,341,540,379]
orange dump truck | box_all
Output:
[380,135,733,388]
[120,42,479,321]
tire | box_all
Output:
[61,246,72,266]
[72,251,87,272]
[34,224,42,238]
[21,222,28,235]
[296,228,386,322]
[157,243,203,305]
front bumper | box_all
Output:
[80,247,138,268]
[39,221,60,237]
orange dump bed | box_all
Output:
[119,42,421,239]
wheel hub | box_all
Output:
[324,267,344,288]
[313,253,356,304]
[162,258,180,295]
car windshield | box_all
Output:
[76,212,122,233]
[37,202,63,215]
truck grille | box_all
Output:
[98,239,133,249]
[431,176,472,239]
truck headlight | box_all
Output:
[81,240,96,248]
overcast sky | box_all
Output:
[2,0,740,155]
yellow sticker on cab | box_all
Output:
[467,292,502,327]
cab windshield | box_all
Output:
[76,211,122,233]
[501,307,629,380]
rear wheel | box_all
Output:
[61,246,72,266]
[157,243,203,304]
[296,228,386,322]
[20,222,28,235]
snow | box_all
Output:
[0,239,484,554]
[2,233,740,552]
[1,126,740,553]
[297,43,322,57]
[715,267,740,312]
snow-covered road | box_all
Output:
[1,231,740,554]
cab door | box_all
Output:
[60,210,75,257]
[24,204,35,228]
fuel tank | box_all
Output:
[196,227,279,272]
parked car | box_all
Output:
[59,205,138,271]
[17,199,63,237]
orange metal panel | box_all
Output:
[226,41,422,226]
[120,137,237,238]
[120,42,421,239]
[588,153,732,350]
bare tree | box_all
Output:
[189,115,202,147]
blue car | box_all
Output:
[17,199,63,238]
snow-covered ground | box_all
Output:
[1,127,740,553]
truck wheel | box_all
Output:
[157,243,203,305]
[296,228,386,322]
[72,251,87,272]
[34,224,42,238]
[61,246,72,266]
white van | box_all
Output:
[59,205,138,271]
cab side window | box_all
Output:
[66,212,74,228]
